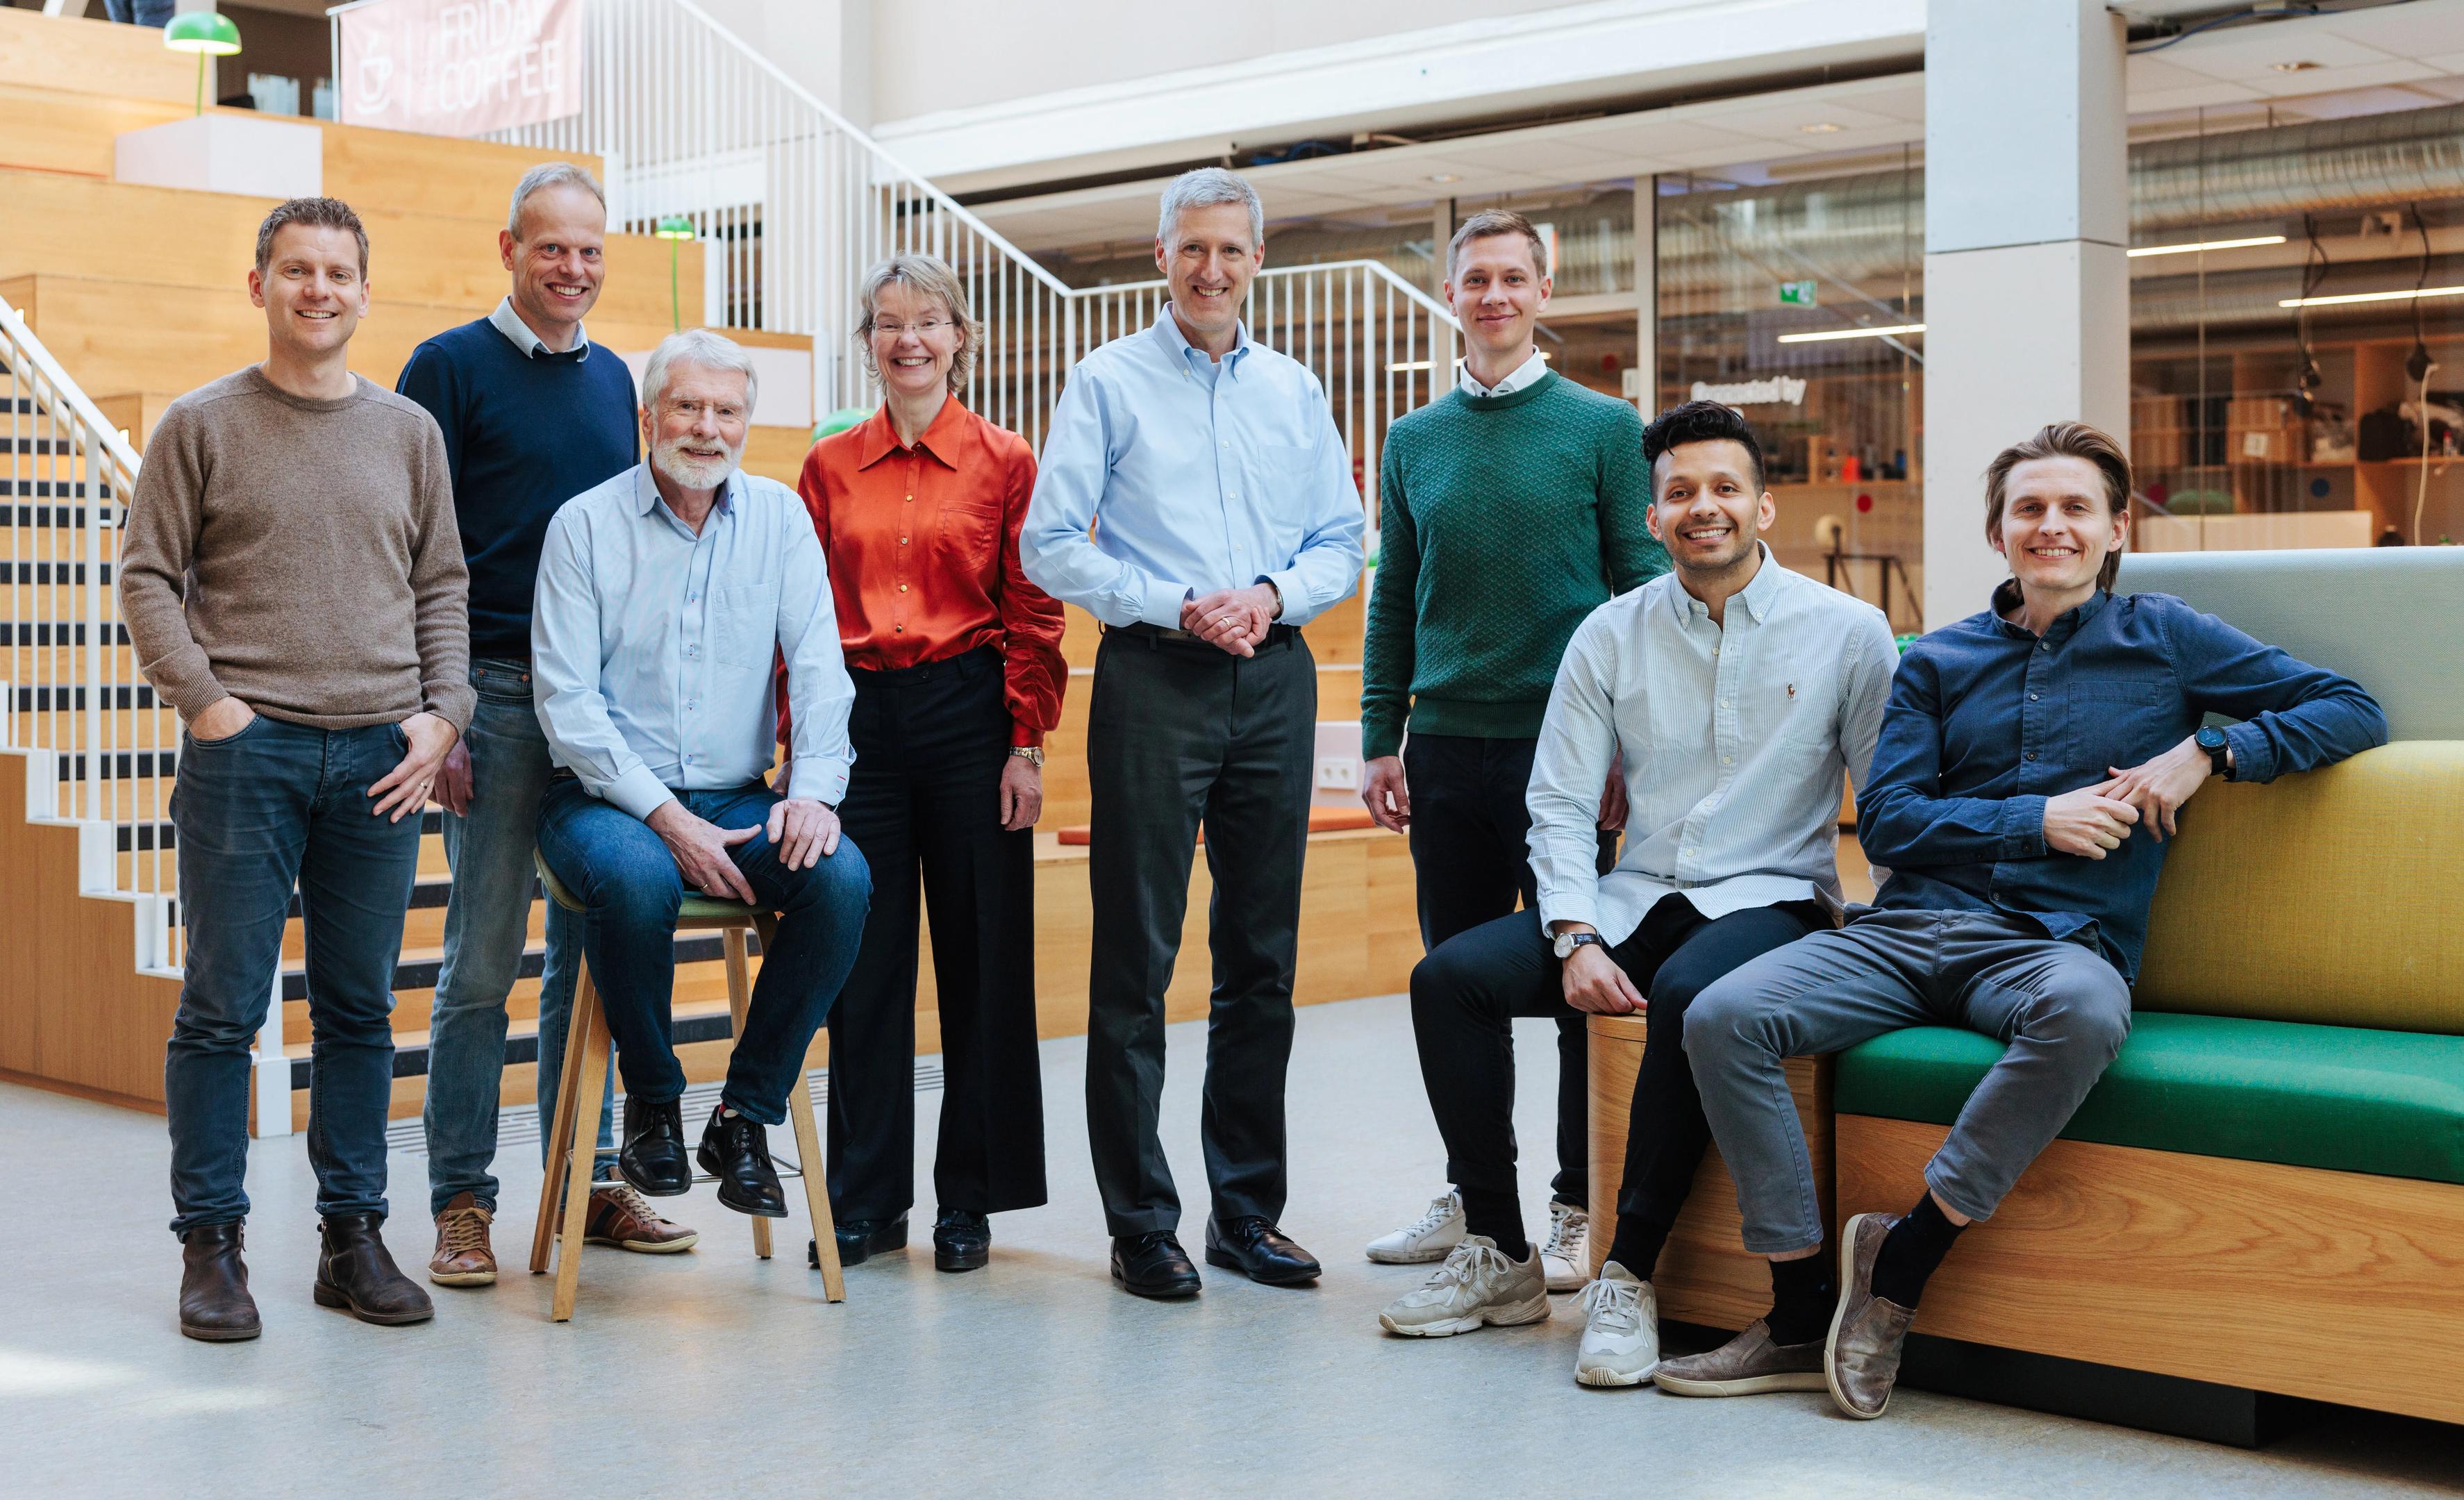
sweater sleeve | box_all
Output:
[1599,400,1669,593]
[406,414,474,734]
[116,401,229,721]
[1358,436,1418,762]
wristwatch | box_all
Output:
[2195,725,2231,778]
[1552,931,1606,961]
[1009,745,1044,768]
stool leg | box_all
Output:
[759,911,844,1303]
[723,925,770,1260]
[551,973,612,1323]
[530,955,593,1275]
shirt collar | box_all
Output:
[632,461,738,521]
[856,396,968,472]
[1152,303,1254,378]
[1989,578,2109,640]
[488,297,590,361]
[1458,348,1549,399]
[1665,543,1782,626]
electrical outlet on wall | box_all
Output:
[1315,755,1360,792]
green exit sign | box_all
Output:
[1779,280,1818,306]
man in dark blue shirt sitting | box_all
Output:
[1654,422,2386,1419]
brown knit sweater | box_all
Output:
[118,367,475,733]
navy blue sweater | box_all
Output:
[397,318,638,661]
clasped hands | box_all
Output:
[2042,733,2219,858]
[1180,583,1279,657]
[648,795,840,903]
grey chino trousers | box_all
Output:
[1685,909,2133,1253]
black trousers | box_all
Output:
[826,647,1045,1221]
[1085,627,1315,1237]
[1401,733,1612,1208]
[1408,894,1824,1247]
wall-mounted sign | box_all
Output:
[1690,376,1808,407]
[335,0,583,138]
[1779,280,1819,306]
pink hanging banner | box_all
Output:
[336,0,583,138]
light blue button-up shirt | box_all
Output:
[1022,307,1365,628]
[532,462,855,822]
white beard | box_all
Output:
[652,436,740,492]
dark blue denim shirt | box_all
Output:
[1858,582,2387,978]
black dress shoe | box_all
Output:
[695,1105,786,1218]
[1111,1231,1202,1299]
[1204,1216,1322,1286]
[313,1213,435,1326]
[934,1209,991,1273]
[617,1097,692,1197]
[812,1212,909,1269]
[178,1221,260,1342]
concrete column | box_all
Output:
[1634,175,1658,413]
[1921,0,2130,628]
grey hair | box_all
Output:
[1156,167,1264,248]
[506,162,606,239]
[855,254,983,395]
[642,328,760,414]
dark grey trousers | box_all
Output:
[1084,627,1315,1237]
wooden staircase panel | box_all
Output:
[0,9,191,106]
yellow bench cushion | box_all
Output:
[2137,742,2464,1035]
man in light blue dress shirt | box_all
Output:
[1022,167,1365,1299]
[533,329,871,1222]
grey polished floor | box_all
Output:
[6,994,2458,1499]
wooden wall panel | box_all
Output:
[1836,1114,2464,1426]
[0,10,191,103]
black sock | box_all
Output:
[1871,1193,1965,1309]
[1765,1251,1838,1345]
[1604,1215,1672,1283]
[1458,1188,1529,1260]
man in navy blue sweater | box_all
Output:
[1659,421,2386,1418]
[399,162,695,1285]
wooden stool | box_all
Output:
[526,853,846,1319]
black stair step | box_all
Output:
[3,503,119,524]
[13,683,154,712]
[1,485,121,504]
[6,561,113,585]
[279,928,763,1002]
[54,749,172,781]
[3,437,89,457]
[119,808,445,853]
[1,622,131,646]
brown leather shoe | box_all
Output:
[583,1182,700,1253]
[1826,1212,1916,1419]
[427,1192,497,1287]
[314,1213,435,1326]
[1651,1319,1826,1397]
[178,1221,261,1342]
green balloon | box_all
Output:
[813,406,874,442]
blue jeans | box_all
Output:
[537,780,870,1123]
[165,717,422,1236]
[106,0,178,24]
[422,660,603,1214]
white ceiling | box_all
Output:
[973,0,2464,256]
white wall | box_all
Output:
[692,0,874,124]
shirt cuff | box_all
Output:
[1139,578,1194,631]
[1010,720,1044,749]
[1360,717,1404,762]
[1261,567,1312,628]
[1999,794,2050,859]
[2221,722,2274,784]
[1535,886,1597,933]
[788,755,851,807]
[604,765,675,823]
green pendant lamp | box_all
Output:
[163,12,244,118]
[654,216,697,331]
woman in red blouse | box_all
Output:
[798,254,1067,1274]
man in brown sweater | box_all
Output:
[118,197,474,1343]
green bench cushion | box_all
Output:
[1834,1011,2464,1186]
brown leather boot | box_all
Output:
[314,1213,435,1326]
[178,1221,261,1342]
[426,1192,497,1287]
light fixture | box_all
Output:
[1775,323,1924,344]
[2127,234,2288,258]
[2279,285,2464,309]
[654,215,696,331]
[163,11,242,118]
[2271,60,2322,73]
[1799,122,1845,135]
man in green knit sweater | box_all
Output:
[1359,209,1667,1290]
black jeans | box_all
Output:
[1401,733,1611,1208]
[1084,626,1315,1237]
[1408,894,1824,1257]
[826,647,1045,1222]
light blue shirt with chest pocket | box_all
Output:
[1021,308,1365,628]
[532,462,856,822]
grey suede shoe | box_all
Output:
[1651,1318,1826,1396]
[1826,1212,1917,1419]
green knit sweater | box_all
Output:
[1360,372,1667,760]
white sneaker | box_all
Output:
[1365,1190,1466,1265]
[1376,1235,1551,1338]
[1540,1201,1589,1293]
[1573,1260,1660,1386]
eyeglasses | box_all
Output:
[872,319,951,338]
